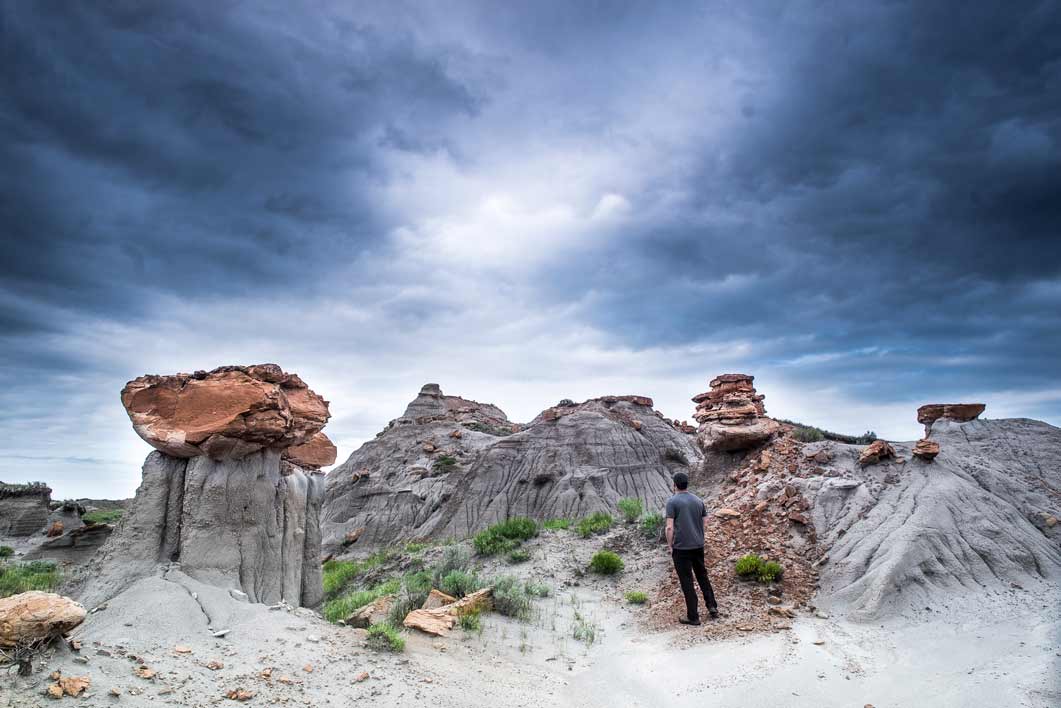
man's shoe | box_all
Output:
[679,616,701,626]
[708,609,719,619]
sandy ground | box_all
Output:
[3,530,1059,707]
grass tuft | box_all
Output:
[0,560,60,598]
[639,512,664,540]
[576,512,614,538]
[542,518,570,531]
[625,590,648,604]
[366,623,405,652]
[473,517,538,556]
[489,576,532,620]
[82,509,123,525]
[617,498,643,523]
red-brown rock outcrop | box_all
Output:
[912,439,941,461]
[916,403,986,429]
[693,374,779,451]
[0,592,86,647]
[120,364,333,460]
[858,440,896,466]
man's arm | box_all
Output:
[666,517,675,550]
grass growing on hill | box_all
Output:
[507,548,530,564]
[322,549,396,597]
[440,569,484,598]
[82,509,123,525]
[576,512,614,538]
[322,578,401,623]
[571,611,598,644]
[489,576,532,620]
[458,608,482,633]
[473,517,538,556]
[617,498,643,523]
[543,518,571,531]
[366,623,405,652]
[433,455,459,472]
[625,591,648,604]
[779,419,877,445]
[0,560,60,598]
[0,546,13,559]
[640,512,664,540]
[735,553,784,583]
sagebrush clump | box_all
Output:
[490,575,532,620]
[588,550,624,575]
[440,569,483,598]
[576,512,614,538]
[640,512,664,540]
[617,498,643,523]
[366,623,405,652]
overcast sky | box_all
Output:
[2,1,1059,499]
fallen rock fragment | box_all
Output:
[0,592,86,647]
[714,508,742,520]
[421,589,457,610]
[225,688,255,701]
[346,594,393,628]
[403,588,492,636]
[858,440,896,466]
[912,439,940,461]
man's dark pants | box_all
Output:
[672,547,717,620]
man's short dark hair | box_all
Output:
[672,472,689,490]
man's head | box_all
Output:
[672,471,689,491]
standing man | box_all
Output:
[665,471,719,625]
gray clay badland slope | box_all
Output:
[794,417,1061,620]
[321,384,701,552]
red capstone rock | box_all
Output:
[916,403,986,426]
[858,440,896,466]
[912,439,941,461]
[121,363,334,460]
[693,374,779,451]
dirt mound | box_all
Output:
[321,387,701,552]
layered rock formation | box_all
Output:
[916,403,986,433]
[321,385,700,551]
[912,438,940,461]
[82,364,330,609]
[0,482,52,536]
[693,374,780,451]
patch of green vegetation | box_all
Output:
[0,560,60,598]
[640,512,664,540]
[507,548,530,564]
[489,575,532,620]
[366,623,405,652]
[82,509,123,525]
[778,419,877,445]
[542,518,571,531]
[462,421,514,436]
[473,517,538,556]
[322,549,396,597]
[625,591,648,604]
[440,569,484,598]
[404,541,429,554]
[322,578,401,624]
[0,546,13,559]
[617,498,643,523]
[458,608,482,633]
[734,553,784,583]
[588,550,624,575]
[571,611,598,644]
[524,581,551,597]
[576,512,614,538]
[433,455,459,472]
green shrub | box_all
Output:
[440,569,483,598]
[404,541,429,554]
[490,576,531,620]
[640,512,664,540]
[588,551,624,575]
[0,560,60,598]
[458,609,482,633]
[0,546,13,558]
[625,591,648,604]
[322,549,395,597]
[543,518,570,531]
[322,578,400,624]
[507,548,530,564]
[524,581,551,597]
[82,509,123,525]
[790,426,825,443]
[735,553,764,578]
[430,546,471,586]
[758,561,783,583]
[473,517,538,556]
[576,512,614,538]
[366,623,405,652]
[617,498,643,523]
[433,455,459,472]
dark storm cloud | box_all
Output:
[552,1,1061,402]
[0,1,479,334]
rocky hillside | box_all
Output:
[321,384,701,553]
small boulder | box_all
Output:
[912,439,940,461]
[403,588,492,636]
[346,595,393,629]
[0,592,86,647]
[858,440,896,466]
[421,589,457,610]
[714,508,742,520]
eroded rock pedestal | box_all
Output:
[693,374,780,451]
[82,365,334,609]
